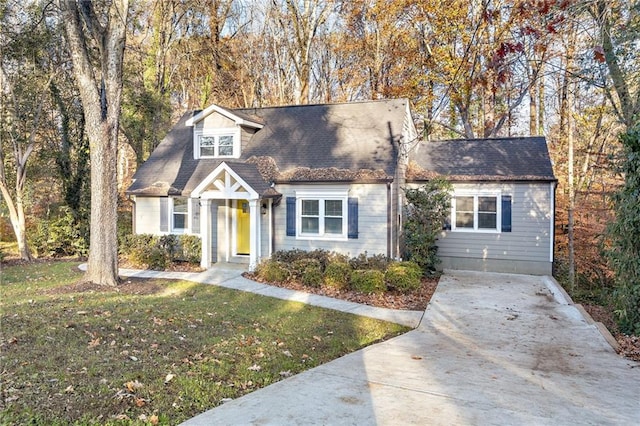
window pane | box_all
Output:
[218,145,233,156]
[174,213,186,229]
[456,196,474,212]
[301,217,319,233]
[478,213,497,229]
[325,200,342,216]
[302,200,319,215]
[478,197,496,212]
[174,198,188,212]
[200,136,216,146]
[325,217,342,234]
[200,146,215,157]
[456,212,474,228]
[218,135,234,155]
[219,135,233,146]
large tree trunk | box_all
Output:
[58,0,129,286]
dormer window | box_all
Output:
[195,128,239,159]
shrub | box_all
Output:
[179,235,201,264]
[272,249,332,270]
[350,269,386,293]
[159,234,179,259]
[255,260,289,283]
[300,259,323,288]
[349,252,390,271]
[385,261,422,293]
[120,233,202,269]
[29,207,89,258]
[403,178,452,273]
[324,261,351,289]
[123,234,169,270]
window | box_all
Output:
[452,193,500,232]
[299,198,345,237]
[197,132,236,158]
[172,198,188,232]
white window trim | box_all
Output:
[193,127,241,159]
[296,190,348,241]
[451,191,502,233]
[170,197,189,234]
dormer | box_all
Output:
[186,104,263,160]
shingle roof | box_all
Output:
[127,99,409,196]
[408,137,556,182]
[235,99,408,176]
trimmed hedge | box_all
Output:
[350,269,386,293]
[121,234,202,270]
[255,260,289,283]
[254,250,426,295]
[385,261,422,293]
[324,261,351,289]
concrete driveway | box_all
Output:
[182,271,640,425]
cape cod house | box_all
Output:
[126,99,556,275]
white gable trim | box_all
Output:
[191,162,260,200]
[186,104,263,129]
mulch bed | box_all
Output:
[583,304,640,362]
[244,273,439,311]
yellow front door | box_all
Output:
[236,200,250,255]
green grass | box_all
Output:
[0,261,408,425]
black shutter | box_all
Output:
[286,197,296,236]
[191,198,200,234]
[348,197,358,239]
[501,195,512,232]
[160,198,169,232]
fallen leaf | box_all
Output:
[134,397,146,407]
[125,380,143,392]
[64,385,74,393]
[149,414,159,425]
[247,364,261,371]
[282,350,293,357]
[411,355,423,360]
[88,338,101,348]
[312,335,322,342]
[279,370,292,377]
[164,373,175,384]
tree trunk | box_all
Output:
[0,183,32,261]
[58,0,129,286]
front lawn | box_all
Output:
[0,261,408,424]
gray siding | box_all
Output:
[431,182,554,274]
[241,127,258,153]
[198,111,235,129]
[134,196,162,234]
[273,183,389,258]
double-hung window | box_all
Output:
[452,193,500,232]
[296,191,348,239]
[172,197,188,232]
[300,199,344,236]
[196,129,237,158]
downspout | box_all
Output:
[129,195,136,234]
[387,182,392,258]
[550,181,556,265]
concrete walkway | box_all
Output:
[177,270,640,426]
[107,264,424,328]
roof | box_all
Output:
[408,137,556,182]
[236,99,409,176]
[127,99,411,196]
